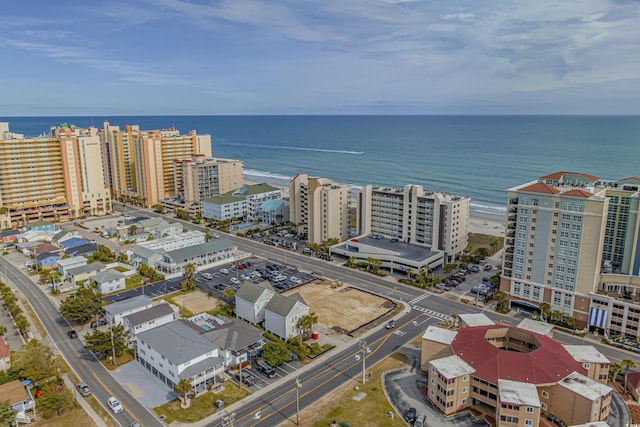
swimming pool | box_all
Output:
[200,324,212,331]
[237,222,255,229]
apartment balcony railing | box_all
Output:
[509,197,518,205]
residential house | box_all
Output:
[152,222,183,239]
[64,242,98,258]
[0,380,36,424]
[25,220,55,232]
[137,217,165,233]
[123,303,177,339]
[157,239,236,273]
[129,247,163,269]
[627,371,640,402]
[51,229,79,246]
[91,270,126,294]
[36,251,61,269]
[59,237,89,250]
[65,262,106,286]
[1,229,21,244]
[57,256,88,278]
[257,199,289,225]
[235,281,276,325]
[138,230,205,251]
[104,295,153,326]
[264,292,310,340]
[137,320,224,393]
[188,314,265,368]
[17,230,51,244]
[27,243,60,258]
[0,338,10,370]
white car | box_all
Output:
[202,273,213,280]
[230,278,240,285]
[290,277,302,284]
[107,397,123,414]
[220,269,229,275]
[241,274,250,280]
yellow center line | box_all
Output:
[231,313,423,426]
[91,371,143,426]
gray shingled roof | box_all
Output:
[124,303,175,327]
[265,293,308,317]
[92,270,125,284]
[137,217,165,228]
[179,356,224,379]
[201,319,264,352]
[137,320,217,365]
[235,280,275,304]
[66,262,106,276]
[104,295,152,316]
[164,239,236,262]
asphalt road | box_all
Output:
[0,256,164,427]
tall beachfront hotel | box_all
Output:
[289,173,350,244]
[501,172,640,332]
[0,122,111,228]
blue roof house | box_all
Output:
[36,251,62,269]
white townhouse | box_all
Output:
[157,239,237,273]
[123,303,177,339]
[57,255,88,278]
[235,281,276,325]
[136,320,224,393]
[104,295,153,325]
[264,293,310,340]
[90,270,126,294]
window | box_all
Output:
[431,378,435,384]
[525,420,533,426]
[463,375,469,381]
[541,390,549,398]
[526,406,534,413]
[462,387,468,393]
[432,367,436,373]
[583,363,590,369]
[430,389,435,397]
[461,398,467,405]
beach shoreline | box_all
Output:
[244,175,505,238]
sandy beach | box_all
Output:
[244,176,505,238]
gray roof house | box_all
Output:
[157,239,237,273]
[264,293,310,340]
[104,295,153,325]
[65,262,106,286]
[235,281,276,325]
[136,320,224,392]
[137,217,165,232]
[51,229,79,246]
[57,256,88,278]
[129,247,163,269]
[123,303,177,338]
[90,270,126,294]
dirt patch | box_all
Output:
[175,290,221,314]
[283,281,392,332]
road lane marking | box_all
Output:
[91,372,143,426]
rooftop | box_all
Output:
[451,325,585,384]
[66,262,106,276]
[516,318,554,336]
[92,270,125,284]
[124,303,175,327]
[236,280,275,304]
[104,295,152,316]
[562,345,611,364]
[0,380,29,405]
[164,239,236,262]
[137,320,217,365]
[335,235,441,263]
[498,379,541,407]
[459,313,495,327]
[265,292,308,317]
[430,355,475,379]
[558,372,613,401]
[422,325,457,345]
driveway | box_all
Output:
[112,360,178,408]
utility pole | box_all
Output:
[355,339,371,384]
[110,325,116,367]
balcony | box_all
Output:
[506,239,514,246]
[505,248,514,254]
[505,254,513,261]
[509,197,518,205]
[507,231,515,237]
[508,215,517,221]
[507,223,516,229]
[509,207,518,213]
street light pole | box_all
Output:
[295,376,302,425]
[355,339,371,384]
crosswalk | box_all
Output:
[410,305,452,322]
[407,293,429,305]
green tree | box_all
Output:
[296,312,319,341]
[489,273,500,287]
[0,368,19,385]
[7,302,21,317]
[0,324,7,336]
[90,245,114,263]
[13,314,29,333]
[175,378,193,409]
[37,387,74,418]
[459,254,472,269]
[371,258,383,274]
[59,286,104,323]
[490,238,500,255]
[609,362,622,382]
[405,268,414,281]
[475,247,490,258]
[183,263,196,290]
[175,209,190,220]
[116,252,129,263]
[1,292,17,306]
[262,341,291,367]
[10,340,58,385]
[84,324,129,364]
[152,204,165,213]
[622,358,637,391]
[0,399,16,427]
[443,263,457,277]
[538,302,551,322]
[223,288,235,305]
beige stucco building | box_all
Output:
[289,173,350,244]
[421,320,612,426]
[356,184,469,263]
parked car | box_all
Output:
[76,382,92,397]
[484,264,493,271]
[236,371,256,386]
[414,414,426,427]
[404,407,417,423]
[482,277,489,283]
[436,283,450,291]
[290,277,302,284]
[107,397,123,414]
[90,319,107,328]
[219,268,229,274]
[230,278,241,285]
[67,330,78,339]
[470,265,480,273]
[256,361,276,378]
[202,273,213,280]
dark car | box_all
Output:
[484,264,493,271]
[404,407,417,423]
[76,382,92,397]
[386,320,395,329]
[91,319,107,328]
[67,330,78,339]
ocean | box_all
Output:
[3,115,639,220]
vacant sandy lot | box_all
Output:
[284,281,394,332]
[175,290,221,314]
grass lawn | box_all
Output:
[124,274,143,290]
[103,349,135,371]
[33,405,98,427]
[280,353,409,427]
[466,232,503,256]
[153,381,250,424]
[113,266,129,273]
[23,298,47,338]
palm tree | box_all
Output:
[175,378,193,409]
[538,303,551,322]
[622,358,637,391]
[609,362,622,383]
[405,268,414,281]
[183,263,196,290]
[490,238,500,255]
[296,312,319,342]
[223,288,235,305]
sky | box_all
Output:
[1,0,640,116]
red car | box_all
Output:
[235,264,244,269]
